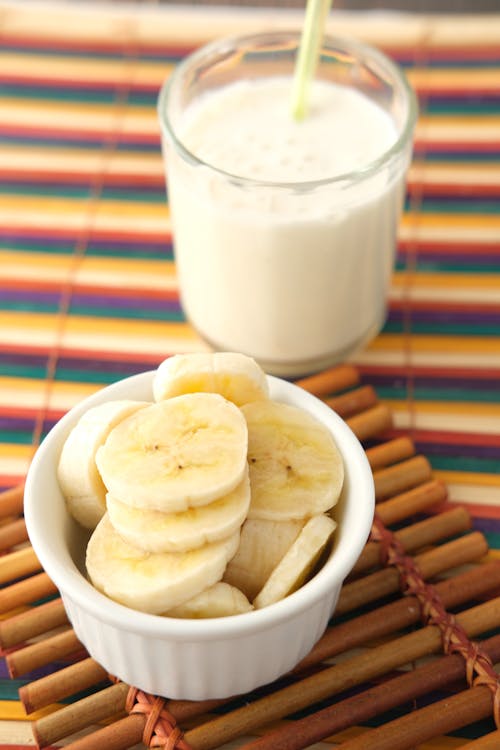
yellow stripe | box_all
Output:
[392,271,500,290]
[0,195,168,218]
[0,443,33,460]
[0,699,61,721]
[0,52,173,85]
[400,213,500,230]
[433,470,500,488]
[370,335,500,355]
[0,144,164,176]
[408,67,500,90]
[385,398,500,417]
[0,311,192,339]
[0,251,174,276]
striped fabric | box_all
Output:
[0,2,499,747]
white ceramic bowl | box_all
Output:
[24,372,374,700]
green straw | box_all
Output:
[291,0,333,120]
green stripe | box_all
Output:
[427,102,500,114]
[481,532,500,549]
[0,363,48,378]
[0,184,165,203]
[375,386,500,403]
[67,305,183,321]
[53,370,127,385]
[0,430,33,444]
[395,261,500,274]
[1,301,60,313]
[383,320,500,335]
[404,199,500,214]
[0,241,172,260]
[429,455,500,474]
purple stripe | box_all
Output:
[415,441,500,460]
[387,310,500,325]
[1,289,181,313]
[471,518,500,535]
[396,253,500,267]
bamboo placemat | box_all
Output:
[1,1,500,747]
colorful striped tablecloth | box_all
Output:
[0,2,499,747]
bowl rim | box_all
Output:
[25,370,375,642]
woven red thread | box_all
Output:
[124,686,193,750]
[370,514,500,727]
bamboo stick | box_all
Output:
[373,455,432,501]
[34,683,227,748]
[460,731,500,749]
[338,684,495,750]
[346,403,393,442]
[337,530,487,616]
[0,517,28,551]
[27,561,500,725]
[32,682,130,747]
[56,598,500,750]
[0,597,68,648]
[297,560,500,671]
[0,571,57,614]
[0,483,24,518]
[324,384,377,418]
[365,436,415,471]
[376,479,447,526]
[179,597,500,750]
[295,364,360,396]
[20,657,109,715]
[239,632,500,750]
[351,505,470,575]
[6,627,84,678]
[0,546,41,584]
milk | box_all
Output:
[163,73,411,375]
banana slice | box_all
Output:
[242,400,344,521]
[223,518,305,600]
[165,582,253,619]
[153,352,269,406]
[253,514,337,609]
[86,514,240,614]
[96,392,248,513]
[106,468,250,553]
[57,399,149,529]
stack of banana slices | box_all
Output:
[57,352,344,619]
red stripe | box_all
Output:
[398,240,500,255]
[358,364,500,380]
[388,299,500,314]
[414,139,500,153]
[407,182,500,199]
[2,225,172,244]
[0,33,196,58]
[385,427,500,448]
[0,124,160,146]
[0,405,66,422]
[1,278,179,302]
[0,168,165,190]
[0,342,167,365]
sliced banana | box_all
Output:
[253,514,337,609]
[106,468,250,553]
[153,352,269,406]
[86,514,240,614]
[223,518,305,601]
[242,400,344,521]
[165,582,253,619]
[95,392,248,513]
[57,399,149,529]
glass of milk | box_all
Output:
[158,32,417,377]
